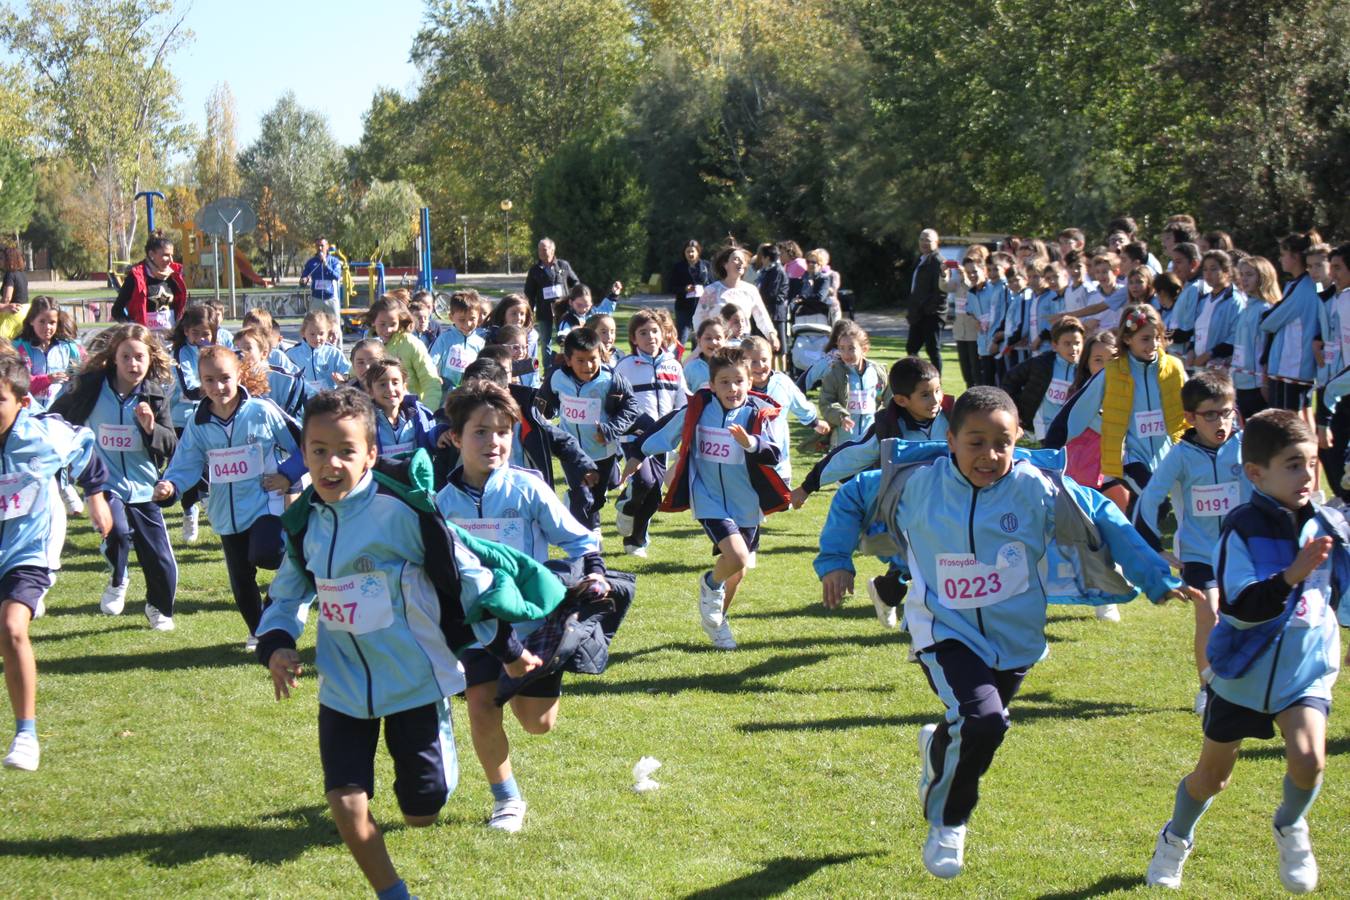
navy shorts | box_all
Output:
[1182,562,1217,591]
[318,699,459,817]
[700,518,760,556]
[460,647,564,699]
[0,566,52,613]
[1202,689,1331,743]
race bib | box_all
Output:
[685,284,704,299]
[146,308,174,331]
[847,389,876,415]
[1045,378,1072,406]
[382,441,414,458]
[542,284,563,301]
[98,424,139,453]
[1191,482,1239,518]
[1292,568,1329,629]
[935,542,1030,609]
[560,394,601,426]
[316,570,394,635]
[207,444,263,484]
[451,517,526,550]
[1135,409,1168,439]
[312,278,332,294]
[445,345,474,373]
[696,426,745,465]
[0,472,39,522]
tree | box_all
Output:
[340,180,425,256]
[0,141,37,240]
[532,131,649,286]
[193,82,241,205]
[238,92,343,276]
[22,157,105,277]
[0,0,192,268]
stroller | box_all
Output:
[788,297,834,382]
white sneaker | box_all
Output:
[745,551,757,569]
[244,633,259,652]
[60,483,83,515]
[867,578,899,629]
[698,572,725,630]
[623,543,648,558]
[181,506,200,544]
[922,823,966,878]
[2,731,40,771]
[1145,826,1193,889]
[1095,603,1121,622]
[145,604,175,632]
[100,580,127,616]
[487,797,527,833]
[710,618,737,650]
[32,597,46,620]
[615,510,635,539]
[1274,819,1318,894]
[917,723,937,802]
[1193,688,1208,716]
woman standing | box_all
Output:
[669,240,713,345]
[0,246,29,341]
[692,246,779,354]
[112,233,188,331]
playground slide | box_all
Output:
[233,247,270,287]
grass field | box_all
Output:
[2,336,1347,898]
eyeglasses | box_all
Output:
[1195,408,1235,423]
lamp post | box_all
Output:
[460,215,469,276]
[500,199,513,275]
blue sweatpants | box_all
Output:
[917,639,1028,827]
[103,495,179,615]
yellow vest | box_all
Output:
[1099,353,1186,478]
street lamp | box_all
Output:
[500,199,513,275]
[460,215,469,276]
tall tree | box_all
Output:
[0,0,192,268]
[0,141,37,240]
[238,92,344,277]
[193,82,241,206]
[340,180,425,256]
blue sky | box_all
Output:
[174,0,426,148]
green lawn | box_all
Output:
[2,339,1347,898]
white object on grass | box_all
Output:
[633,756,662,793]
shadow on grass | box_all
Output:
[632,560,714,576]
[1036,872,1141,898]
[0,805,334,867]
[682,852,879,899]
[569,650,837,697]
[737,690,1161,734]
[39,642,259,675]
[607,630,901,666]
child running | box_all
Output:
[287,310,350,395]
[234,326,308,419]
[1135,370,1250,716]
[154,346,304,648]
[435,381,607,833]
[365,295,441,408]
[363,359,439,461]
[683,317,726,392]
[256,388,554,900]
[50,325,180,629]
[13,297,85,410]
[819,322,889,448]
[636,349,791,649]
[1002,316,1084,441]
[1146,410,1348,893]
[429,290,486,391]
[1,355,113,771]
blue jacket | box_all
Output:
[1170,276,1208,340]
[640,388,788,526]
[1136,431,1250,564]
[1,408,108,573]
[1261,274,1322,384]
[757,371,819,483]
[543,365,640,462]
[300,254,342,299]
[265,365,309,420]
[162,391,304,534]
[1028,291,1063,344]
[969,280,1008,356]
[435,464,602,577]
[890,450,1178,669]
[429,327,485,389]
[1057,355,1180,471]
[53,373,176,504]
[376,395,440,461]
[684,356,711,392]
[801,401,950,495]
[286,341,351,395]
[171,343,203,428]
[13,338,83,409]
[1209,490,1349,712]
[1192,285,1243,359]
[256,470,504,718]
[1231,293,1269,390]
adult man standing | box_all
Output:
[906,228,946,372]
[524,238,578,361]
[299,238,342,319]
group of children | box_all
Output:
[2,225,1349,896]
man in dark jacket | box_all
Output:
[523,238,579,364]
[756,243,790,367]
[905,228,946,373]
